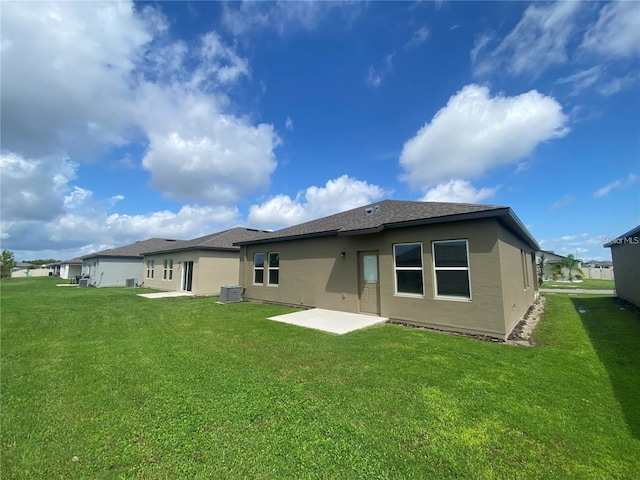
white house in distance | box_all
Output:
[59,257,83,281]
[81,238,183,287]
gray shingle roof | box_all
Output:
[235,199,539,249]
[81,238,183,259]
[61,257,83,265]
[141,227,272,255]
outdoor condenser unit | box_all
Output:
[78,278,89,288]
[125,278,135,288]
[219,285,243,304]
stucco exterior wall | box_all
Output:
[60,264,82,280]
[611,242,640,306]
[497,224,537,336]
[82,257,142,287]
[143,250,240,295]
[240,218,528,338]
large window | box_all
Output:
[432,240,471,299]
[163,259,173,281]
[393,243,424,295]
[146,260,155,279]
[521,250,530,289]
[268,252,280,286]
[253,253,264,284]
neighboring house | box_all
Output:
[11,262,35,278]
[81,238,182,287]
[535,250,566,281]
[582,260,613,269]
[605,225,640,307]
[236,200,539,340]
[60,257,83,281]
[581,259,614,280]
[141,228,270,295]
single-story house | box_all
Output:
[59,257,83,281]
[582,260,613,269]
[141,227,270,295]
[605,225,639,307]
[236,199,539,340]
[81,238,182,287]
[11,262,35,278]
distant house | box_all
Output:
[582,260,613,269]
[236,200,539,340]
[535,250,566,281]
[60,257,83,281]
[11,262,35,278]
[141,228,270,295]
[81,238,182,287]
[605,225,640,306]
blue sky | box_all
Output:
[1,1,638,262]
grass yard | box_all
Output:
[2,278,639,479]
[541,278,615,290]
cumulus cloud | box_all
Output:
[472,2,582,78]
[581,1,640,59]
[0,1,154,158]
[248,175,388,229]
[420,180,498,204]
[399,84,568,191]
[593,173,638,198]
[0,153,77,222]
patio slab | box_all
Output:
[268,308,387,335]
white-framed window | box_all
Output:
[393,243,424,295]
[268,252,279,286]
[432,240,471,300]
[521,250,530,289]
[163,259,173,281]
[253,253,264,284]
[146,260,155,279]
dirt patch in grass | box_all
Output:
[506,295,546,346]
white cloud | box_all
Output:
[472,2,583,78]
[366,52,395,88]
[581,1,640,59]
[407,26,430,48]
[0,1,154,158]
[399,84,568,191]
[594,173,638,198]
[221,1,363,37]
[547,194,575,211]
[0,153,77,222]
[248,175,388,229]
[285,116,294,131]
[597,72,640,97]
[420,180,498,204]
[555,66,604,96]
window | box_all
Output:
[253,253,264,284]
[432,240,471,299]
[163,259,173,281]
[146,260,155,279]
[268,252,279,286]
[393,243,424,295]
[521,250,530,289]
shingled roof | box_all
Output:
[81,238,184,260]
[142,227,272,255]
[235,199,539,250]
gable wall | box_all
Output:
[611,241,640,306]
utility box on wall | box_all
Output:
[220,285,243,303]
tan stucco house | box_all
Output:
[141,227,270,296]
[236,200,539,340]
[605,225,640,307]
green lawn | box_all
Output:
[2,277,639,479]
[541,278,615,290]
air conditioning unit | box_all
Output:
[125,278,135,288]
[220,285,243,303]
[78,278,89,288]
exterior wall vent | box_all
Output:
[365,205,380,216]
[125,278,136,288]
[78,278,89,288]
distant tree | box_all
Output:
[24,259,58,266]
[537,253,545,286]
[561,254,583,281]
[1,249,16,278]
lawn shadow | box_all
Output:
[570,296,640,439]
